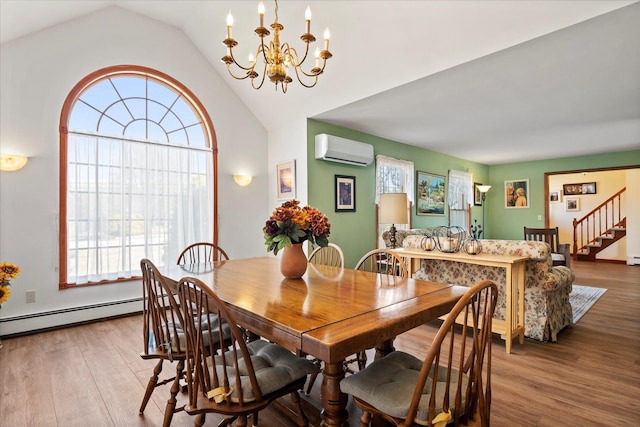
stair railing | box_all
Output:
[572,187,626,255]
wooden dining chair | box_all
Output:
[177,276,317,427]
[308,242,345,268]
[139,258,189,427]
[302,243,345,394]
[349,249,409,373]
[341,279,498,427]
[355,248,408,278]
[176,242,229,265]
[523,226,571,267]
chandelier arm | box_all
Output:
[282,43,311,69]
[293,62,324,78]
[290,66,319,88]
[227,48,257,72]
[258,37,270,64]
[225,64,253,81]
[250,61,268,90]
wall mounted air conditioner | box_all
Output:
[314,134,374,166]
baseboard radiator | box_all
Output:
[628,256,640,266]
[0,297,143,338]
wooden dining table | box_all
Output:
[161,256,468,427]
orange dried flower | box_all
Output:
[263,200,331,255]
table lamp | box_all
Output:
[380,193,408,248]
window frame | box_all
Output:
[58,65,218,289]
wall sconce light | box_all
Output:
[233,174,252,186]
[0,154,28,171]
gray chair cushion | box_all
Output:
[210,339,316,403]
[340,351,468,426]
[167,313,230,351]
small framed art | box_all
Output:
[335,175,356,212]
[276,160,296,200]
[416,171,446,216]
[566,197,580,212]
[505,179,529,208]
[549,190,561,203]
[474,182,483,206]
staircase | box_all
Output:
[572,187,626,261]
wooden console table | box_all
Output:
[392,247,527,353]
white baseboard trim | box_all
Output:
[0,297,143,337]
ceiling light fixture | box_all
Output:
[221,0,332,93]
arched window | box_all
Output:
[59,65,218,288]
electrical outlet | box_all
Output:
[26,290,36,304]
[537,214,542,221]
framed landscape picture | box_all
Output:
[276,160,296,200]
[335,175,356,212]
[504,179,529,208]
[416,171,445,216]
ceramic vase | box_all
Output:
[280,243,308,279]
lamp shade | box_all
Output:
[477,185,492,193]
[379,193,408,224]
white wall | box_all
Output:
[548,169,633,261]
[267,118,310,254]
[0,7,268,335]
[625,169,640,264]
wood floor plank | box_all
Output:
[1,260,638,426]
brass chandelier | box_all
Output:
[221,0,332,93]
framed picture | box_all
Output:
[563,182,597,195]
[504,179,529,208]
[276,160,296,200]
[563,183,583,195]
[474,182,483,206]
[416,171,446,216]
[335,175,356,212]
[566,197,580,212]
[582,182,597,194]
[549,190,562,203]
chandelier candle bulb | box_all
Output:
[324,28,330,50]
[226,12,233,38]
[258,2,265,27]
[305,6,311,33]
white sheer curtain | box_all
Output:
[447,169,473,229]
[375,155,414,246]
[67,133,212,284]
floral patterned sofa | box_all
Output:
[383,230,575,342]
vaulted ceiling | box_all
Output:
[1,0,638,164]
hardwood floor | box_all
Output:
[1,260,638,426]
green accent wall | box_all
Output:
[307,119,489,268]
[487,150,640,240]
[307,120,639,264]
